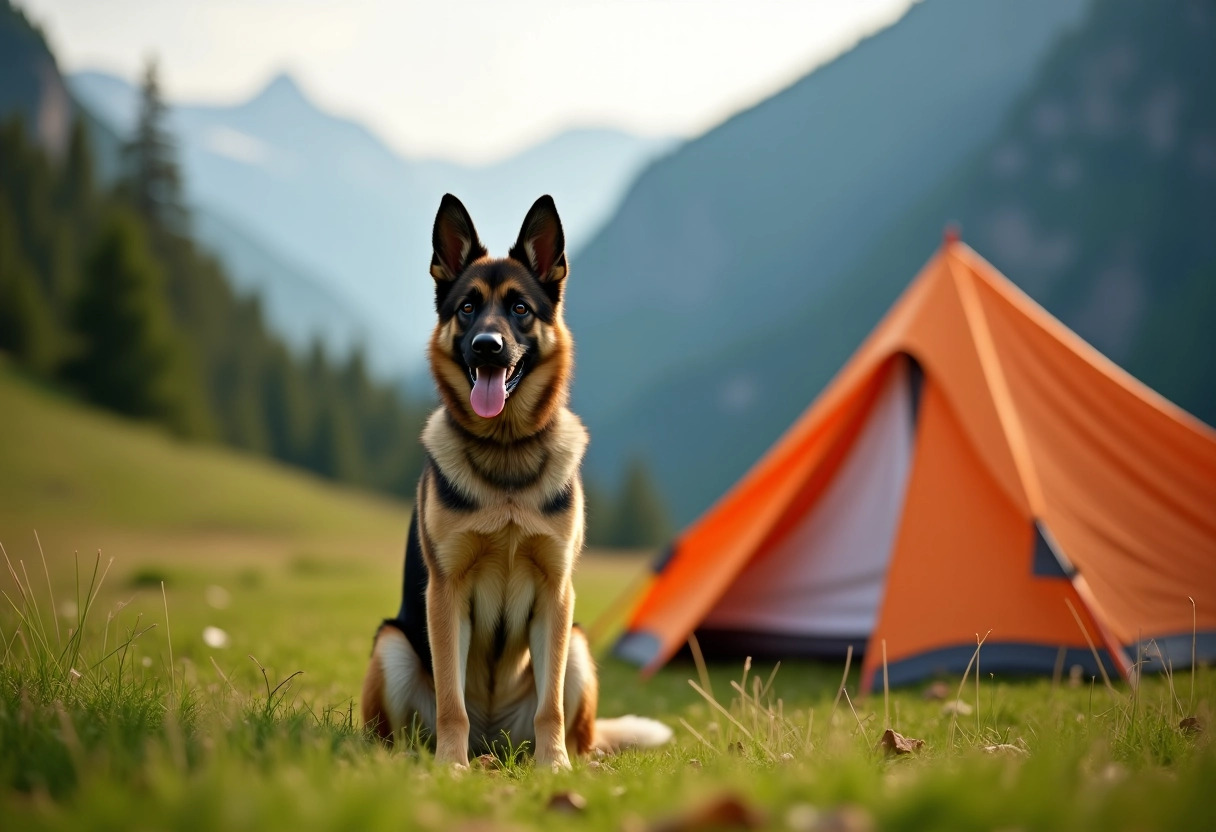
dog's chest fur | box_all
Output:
[420,406,586,545]
[417,406,587,744]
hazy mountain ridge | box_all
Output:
[70,69,677,375]
[191,206,378,359]
[566,0,1090,424]
[588,0,1216,523]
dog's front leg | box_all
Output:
[530,575,574,770]
[427,577,472,768]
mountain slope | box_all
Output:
[70,70,675,375]
[566,0,1090,422]
[591,0,1216,523]
[0,359,405,539]
[0,0,71,156]
[191,206,383,360]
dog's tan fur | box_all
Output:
[361,195,671,770]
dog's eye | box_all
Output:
[512,303,529,316]
[460,302,474,316]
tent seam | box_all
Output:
[944,244,1046,515]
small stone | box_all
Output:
[982,744,1028,757]
[471,753,498,770]
[202,626,230,649]
[812,805,874,832]
[786,803,820,832]
[941,699,972,716]
[546,791,587,814]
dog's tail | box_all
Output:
[592,715,674,753]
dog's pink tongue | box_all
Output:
[471,367,508,418]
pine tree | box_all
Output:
[607,458,673,549]
[65,211,198,434]
[58,119,95,218]
[0,196,56,371]
[262,345,314,464]
[311,396,365,483]
[123,59,186,235]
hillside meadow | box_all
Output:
[1,363,1212,831]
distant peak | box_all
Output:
[249,72,311,109]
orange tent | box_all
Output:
[612,237,1216,689]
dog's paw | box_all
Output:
[535,749,572,772]
[435,748,470,770]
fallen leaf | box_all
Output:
[546,791,587,814]
[878,729,925,756]
[922,681,950,700]
[648,794,765,832]
[1180,716,1203,734]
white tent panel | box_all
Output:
[703,359,915,638]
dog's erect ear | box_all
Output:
[509,196,567,291]
[431,194,487,281]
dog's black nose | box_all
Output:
[471,333,504,355]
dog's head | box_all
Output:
[427,194,573,435]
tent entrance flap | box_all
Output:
[702,359,915,641]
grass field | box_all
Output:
[2,364,1212,831]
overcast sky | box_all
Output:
[24,0,914,164]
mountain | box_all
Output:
[586,0,1216,523]
[191,206,379,359]
[0,1,72,156]
[69,69,676,375]
[0,10,371,370]
[566,0,1090,425]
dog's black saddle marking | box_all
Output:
[429,457,477,511]
[381,511,434,674]
[541,479,574,515]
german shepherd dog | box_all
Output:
[361,194,671,769]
